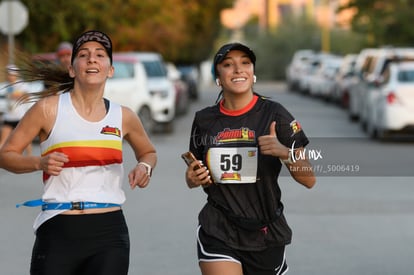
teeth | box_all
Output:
[86,69,99,73]
[232,78,246,82]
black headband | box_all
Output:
[71,30,112,64]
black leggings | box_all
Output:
[30,210,130,275]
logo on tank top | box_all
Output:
[100,125,121,137]
[215,127,255,144]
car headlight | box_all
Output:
[149,90,169,98]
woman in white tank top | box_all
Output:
[0,30,157,275]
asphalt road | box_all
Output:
[0,81,413,274]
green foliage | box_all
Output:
[338,0,414,47]
[15,0,232,64]
[16,0,412,76]
[244,16,320,80]
[243,16,366,80]
[329,29,367,55]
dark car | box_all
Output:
[177,65,199,100]
[166,62,190,116]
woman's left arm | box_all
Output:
[258,121,316,188]
[122,107,157,189]
[281,147,316,188]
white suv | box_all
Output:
[105,52,175,133]
[131,52,175,132]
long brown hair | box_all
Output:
[7,52,74,104]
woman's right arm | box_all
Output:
[185,161,212,188]
[185,116,212,188]
[0,97,67,174]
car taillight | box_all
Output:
[386,92,396,104]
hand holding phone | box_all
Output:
[182,151,214,187]
[181,151,202,170]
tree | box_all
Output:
[14,0,232,64]
[338,0,414,47]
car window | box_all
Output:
[381,66,391,84]
[398,69,414,82]
[142,61,167,77]
[112,61,134,79]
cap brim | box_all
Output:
[212,43,256,78]
[215,44,256,65]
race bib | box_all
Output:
[207,147,258,184]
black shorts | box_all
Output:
[197,226,288,275]
[30,210,130,275]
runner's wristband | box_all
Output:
[138,162,152,176]
[280,150,294,165]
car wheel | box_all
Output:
[189,84,199,100]
[377,128,391,141]
[176,90,190,116]
[152,121,174,134]
[349,112,358,122]
[361,120,367,132]
[161,121,174,134]
[367,123,377,139]
[138,106,154,133]
[341,91,349,109]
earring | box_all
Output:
[215,78,221,86]
[253,75,257,83]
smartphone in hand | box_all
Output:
[181,151,202,170]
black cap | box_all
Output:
[211,42,256,78]
[71,30,112,65]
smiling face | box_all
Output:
[69,41,114,86]
[215,49,255,96]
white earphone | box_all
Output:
[253,75,257,83]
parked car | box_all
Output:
[3,55,52,115]
[358,48,414,131]
[0,83,7,116]
[366,61,414,140]
[177,65,199,100]
[32,52,57,65]
[348,48,379,121]
[110,52,176,133]
[0,80,43,120]
[296,53,322,94]
[297,52,336,95]
[285,49,315,91]
[331,53,358,107]
[104,53,175,133]
[308,55,343,99]
[165,62,190,116]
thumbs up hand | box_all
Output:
[258,121,288,158]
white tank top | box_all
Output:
[33,92,125,231]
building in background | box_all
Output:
[221,0,354,33]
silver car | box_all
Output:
[368,61,414,140]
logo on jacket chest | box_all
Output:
[215,127,255,144]
[100,125,121,137]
